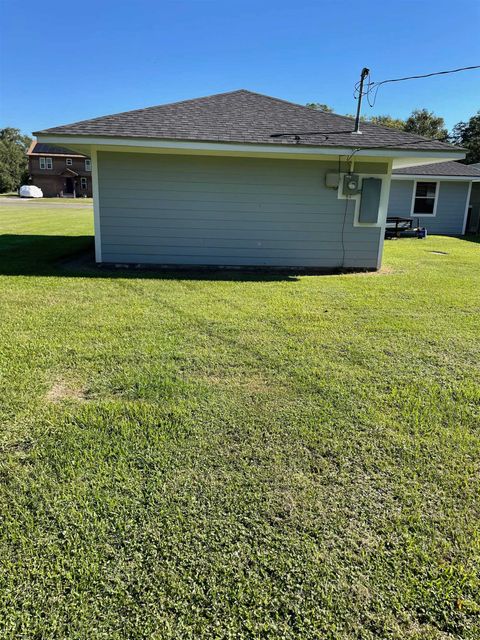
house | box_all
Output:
[33,90,464,269]
[27,142,93,197]
[388,161,480,235]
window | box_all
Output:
[39,157,53,169]
[66,158,72,166]
[85,159,91,171]
[411,181,438,216]
[80,177,88,190]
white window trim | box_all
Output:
[39,157,46,169]
[80,177,87,189]
[410,179,440,217]
[85,159,91,171]
[45,157,53,169]
[66,158,73,165]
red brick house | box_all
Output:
[27,142,92,197]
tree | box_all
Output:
[0,128,32,193]
[451,111,480,164]
[306,103,333,112]
[403,109,449,141]
[343,113,405,130]
[367,114,405,130]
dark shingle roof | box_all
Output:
[34,89,462,153]
[393,161,480,177]
[28,142,87,157]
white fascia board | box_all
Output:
[392,174,480,182]
[392,155,465,169]
[35,134,465,163]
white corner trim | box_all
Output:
[462,181,473,235]
[335,160,393,269]
[375,161,393,269]
[410,179,440,218]
[91,148,102,263]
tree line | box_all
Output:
[1,107,479,193]
[306,104,480,164]
[0,128,32,194]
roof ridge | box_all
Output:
[234,91,457,148]
[34,90,253,134]
[35,88,384,138]
[234,89,358,123]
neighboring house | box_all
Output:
[27,142,93,197]
[388,161,480,235]
[34,90,464,269]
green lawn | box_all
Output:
[0,204,479,639]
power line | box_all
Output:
[354,64,480,108]
[368,64,480,88]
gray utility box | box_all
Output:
[325,172,340,188]
[359,178,382,223]
[342,173,361,195]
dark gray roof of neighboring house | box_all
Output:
[393,161,480,177]
[28,142,87,157]
[34,89,462,153]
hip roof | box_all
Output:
[34,89,463,154]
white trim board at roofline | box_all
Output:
[34,135,465,166]
[393,175,480,182]
[28,153,86,158]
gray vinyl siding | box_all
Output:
[388,179,470,235]
[97,152,388,269]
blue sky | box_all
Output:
[1,0,479,135]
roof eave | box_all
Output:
[28,152,86,158]
[34,133,465,165]
[393,174,480,181]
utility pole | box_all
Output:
[353,67,370,134]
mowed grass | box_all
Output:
[0,204,479,639]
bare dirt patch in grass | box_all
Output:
[0,439,32,454]
[46,379,88,402]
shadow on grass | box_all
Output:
[460,234,480,245]
[0,234,308,282]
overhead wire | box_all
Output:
[355,64,480,108]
